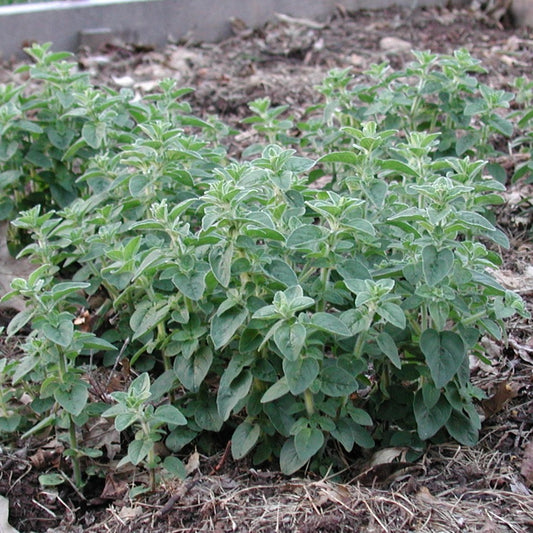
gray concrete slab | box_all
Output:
[0,0,445,60]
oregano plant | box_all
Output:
[0,45,530,488]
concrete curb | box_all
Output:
[0,0,444,59]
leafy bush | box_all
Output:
[0,44,529,487]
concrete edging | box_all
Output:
[0,0,445,59]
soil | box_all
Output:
[1,4,533,533]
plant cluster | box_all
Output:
[0,45,530,489]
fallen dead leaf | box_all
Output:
[416,486,439,504]
[520,440,533,486]
[29,440,65,470]
[379,36,412,52]
[0,496,19,533]
[481,381,520,418]
[185,450,200,475]
[369,447,406,466]
[100,473,129,500]
[117,505,143,521]
[83,418,121,461]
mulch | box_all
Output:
[1,4,532,532]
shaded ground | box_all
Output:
[1,4,533,532]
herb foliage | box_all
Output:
[0,44,529,486]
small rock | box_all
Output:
[349,53,366,67]
[379,36,412,52]
[112,75,135,88]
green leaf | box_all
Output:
[262,259,298,287]
[0,415,21,433]
[0,169,21,188]
[456,211,496,232]
[174,346,213,392]
[78,334,117,352]
[114,412,138,431]
[6,309,33,337]
[422,382,441,410]
[310,312,352,337]
[294,426,324,461]
[318,151,360,166]
[413,392,452,440]
[446,410,479,446]
[274,322,306,361]
[380,159,419,177]
[41,316,74,347]
[283,358,319,395]
[130,302,170,341]
[82,121,105,149]
[129,372,152,398]
[331,418,356,452]
[54,380,88,416]
[377,302,406,329]
[231,421,261,460]
[456,132,479,156]
[286,225,325,249]
[376,332,401,368]
[0,196,14,220]
[166,427,197,452]
[428,301,449,331]
[320,366,357,397]
[217,368,253,421]
[261,377,290,403]
[352,424,375,448]
[39,473,65,487]
[209,243,234,288]
[264,398,295,437]
[154,404,187,426]
[163,456,187,479]
[172,263,210,301]
[279,438,307,475]
[46,126,75,150]
[488,115,513,137]
[420,329,466,388]
[195,400,223,432]
[124,439,152,466]
[422,245,454,286]
[286,155,315,173]
[210,306,248,350]
[348,407,373,426]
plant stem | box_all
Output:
[148,448,157,492]
[304,389,315,417]
[317,267,330,312]
[68,416,82,488]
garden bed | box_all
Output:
[0,4,532,533]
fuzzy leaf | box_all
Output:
[420,329,465,388]
[211,306,248,350]
[232,421,261,460]
[294,427,324,461]
[414,391,452,440]
[279,438,307,475]
[422,245,454,286]
[283,358,319,396]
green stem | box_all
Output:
[57,351,82,487]
[68,416,82,488]
[148,447,157,492]
[316,267,330,312]
[462,310,488,326]
[158,322,171,372]
[421,303,430,331]
[353,310,375,359]
[304,389,315,417]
